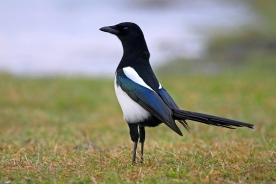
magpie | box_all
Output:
[99,22,254,164]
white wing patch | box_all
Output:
[123,67,153,91]
[159,83,162,89]
[114,75,151,123]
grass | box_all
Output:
[0,55,276,183]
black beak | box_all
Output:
[99,26,120,35]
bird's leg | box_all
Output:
[128,124,139,164]
[139,126,145,163]
[132,142,138,164]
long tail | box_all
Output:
[172,109,254,129]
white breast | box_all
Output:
[114,74,151,123]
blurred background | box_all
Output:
[1,0,273,77]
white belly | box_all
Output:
[114,77,151,123]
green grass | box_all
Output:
[0,56,275,183]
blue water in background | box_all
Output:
[0,0,256,77]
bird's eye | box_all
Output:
[123,27,129,32]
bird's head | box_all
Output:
[100,22,149,59]
[100,22,143,41]
[100,22,147,43]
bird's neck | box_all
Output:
[117,38,150,71]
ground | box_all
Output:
[0,56,275,183]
